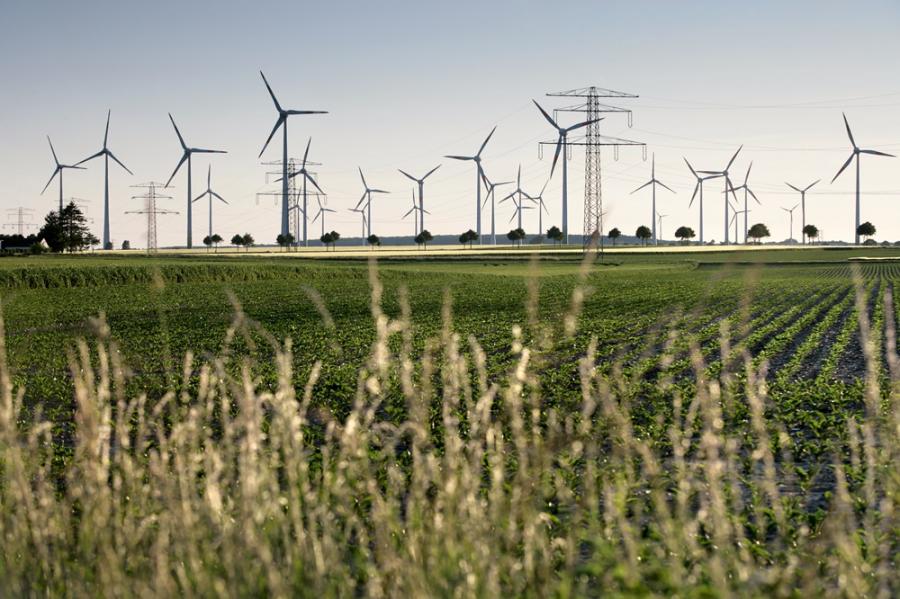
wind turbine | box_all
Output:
[41,137,85,213]
[311,196,335,238]
[831,113,894,244]
[192,166,227,239]
[355,168,388,237]
[398,164,440,235]
[533,100,601,244]
[631,154,675,245]
[445,126,496,244]
[729,162,761,244]
[684,158,721,245]
[164,114,226,248]
[729,207,747,244]
[480,170,512,245]
[507,196,534,232]
[499,165,533,235]
[656,212,668,243]
[699,146,742,244]
[349,208,367,245]
[76,111,133,249]
[782,204,800,243]
[785,180,820,244]
[403,189,428,238]
[258,71,328,239]
[528,179,551,239]
[278,137,324,247]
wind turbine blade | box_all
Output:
[75,150,105,166]
[785,182,802,193]
[41,168,60,194]
[683,157,698,178]
[398,169,417,182]
[565,117,602,132]
[444,154,473,161]
[744,161,753,184]
[370,189,390,194]
[304,172,324,194]
[285,109,328,115]
[258,116,285,158]
[804,179,821,192]
[831,153,855,183]
[192,148,227,154]
[165,153,189,188]
[508,212,517,223]
[748,188,761,205]
[631,180,652,194]
[697,170,722,175]
[658,181,676,194]
[312,211,321,223]
[403,208,415,218]
[107,151,133,175]
[550,137,563,177]
[689,182,699,208]
[423,209,431,214]
[260,71,282,112]
[423,164,441,179]
[193,191,206,202]
[355,192,367,209]
[477,126,497,157]
[842,113,856,148]
[104,110,111,148]
[168,114,187,149]
[302,137,312,166]
[212,191,227,204]
[47,137,59,165]
[726,145,742,171]
[499,191,515,204]
[532,100,558,129]
[860,149,895,157]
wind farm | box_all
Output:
[3,2,900,596]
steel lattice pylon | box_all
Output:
[128,182,177,252]
[546,87,645,247]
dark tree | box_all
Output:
[241,233,254,250]
[203,235,214,251]
[507,228,526,246]
[857,221,876,241]
[415,230,433,250]
[546,226,563,245]
[38,202,98,253]
[367,234,381,248]
[231,234,244,249]
[674,226,696,244]
[802,224,819,244]
[748,223,770,244]
[635,225,652,246]
[608,228,621,246]
[210,234,223,252]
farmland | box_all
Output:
[1,247,899,595]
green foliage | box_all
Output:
[608,227,621,246]
[506,227,525,245]
[366,234,381,247]
[857,221,876,240]
[635,225,652,245]
[546,226,563,244]
[414,230,433,249]
[38,202,98,253]
[231,234,244,248]
[748,223,770,243]
[674,226,695,243]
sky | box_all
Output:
[1,0,899,247]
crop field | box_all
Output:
[0,248,898,595]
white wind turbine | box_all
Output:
[684,158,721,245]
[785,180,819,244]
[445,127,496,244]
[782,203,800,243]
[192,165,227,239]
[398,164,440,235]
[631,154,675,245]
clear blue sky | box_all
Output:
[1,0,898,246]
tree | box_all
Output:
[320,232,334,249]
[121,240,130,250]
[276,234,288,251]
[367,234,381,248]
[507,228,526,247]
[747,223,770,244]
[608,228,621,246]
[38,202,98,253]
[415,229,433,250]
[203,235,213,251]
[857,221,876,242]
[458,229,477,248]
[635,225,652,246]
[674,226,696,245]
[241,233,254,251]
[546,226,563,245]
[210,234,223,252]
[802,224,819,244]
[231,234,244,250]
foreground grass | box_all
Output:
[0,259,897,597]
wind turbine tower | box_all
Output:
[164,114,226,248]
[258,71,328,239]
[831,113,894,244]
[355,169,389,237]
[77,111,133,249]
[631,154,675,245]
[684,158,721,245]
[280,138,325,246]
[193,166,227,239]
[41,137,85,213]
[399,164,440,235]
[785,180,819,244]
[445,127,496,244]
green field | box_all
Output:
[1,248,898,596]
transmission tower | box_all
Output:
[257,158,321,244]
[3,207,37,236]
[128,182,178,252]
[545,87,646,247]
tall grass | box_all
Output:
[0,260,897,597]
